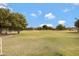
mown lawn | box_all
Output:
[2,30,79,56]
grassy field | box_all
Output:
[1,30,79,56]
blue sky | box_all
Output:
[0,3,79,28]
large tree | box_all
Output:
[0,8,10,34]
[74,18,79,32]
[8,12,27,34]
[0,8,27,34]
[42,25,48,30]
[56,24,65,30]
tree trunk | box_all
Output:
[17,30,20,34]
[0,28,2,34]
[5,28,8,35]
[77,28,79,32]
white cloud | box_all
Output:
[63,8,71,13]
[0,3,8,8]
[73,3,79,6]
[30,10,42,17]
[0,3,8,6]
[45,13,55,20]
[0,6,6,8]
[58,20,66,25]
[63,7,74,13]
[38,10,42,15]
[0,3,13,11]
[30,13,37,17]
[40,24,53,27]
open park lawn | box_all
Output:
[2,30,79,56]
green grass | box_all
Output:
[2,30,79,56]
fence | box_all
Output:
[0,37,2,55]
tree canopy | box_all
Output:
[56,24,65,30]
[0,8,27,34]
[74,18,79,32]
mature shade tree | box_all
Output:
[41,25,54,30]
[56,24,65,30]
[74,18,79,32]
[0,8,10,34]
[9,12,27,34]
[26,27,34,30]
[42,25,48,30]
[0,8,27,34]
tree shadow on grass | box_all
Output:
[32,51,64,56]
[0,33,18,36]
[52,52,64,56]
[66,32,79,34]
